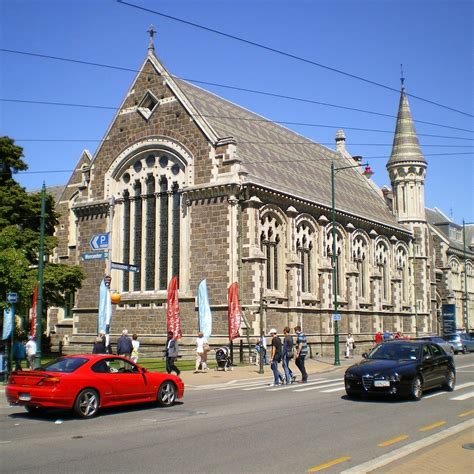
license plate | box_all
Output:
[18,393,31,401]
[374,380,390,387]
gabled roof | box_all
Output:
[173,76,407,231]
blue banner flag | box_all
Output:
[2,305,13,340]
[198,279,212,339]
[98,278,112,334]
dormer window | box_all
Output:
[137,91,159,120]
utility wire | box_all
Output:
[1,49,472,133]
[12,138,474,148]
[16,151,473,175]
[116,0,474,118]
[2,97,473,141]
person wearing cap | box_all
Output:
[269,329,283,386]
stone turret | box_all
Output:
[387,84,427,223]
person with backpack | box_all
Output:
[282,326,296,384]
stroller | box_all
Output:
[215,346,233,371]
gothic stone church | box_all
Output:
[49,38,473,354]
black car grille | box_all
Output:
[362,375,374,390]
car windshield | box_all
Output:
[37,357,88,373]
[444,335,459,342]
[368,344,420,361]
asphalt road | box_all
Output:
[1,353,473,473]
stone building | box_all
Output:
[47,36,473,354]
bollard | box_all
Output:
[239,339,244,363]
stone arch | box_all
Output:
[294,214,319,295]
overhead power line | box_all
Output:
[2,97,473,141]
[15,150,474,174]
[116,0,474,118]
[12,138,474,148]
[1,49,472,134]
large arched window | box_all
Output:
[260,212,283,291]
[111,147,188,293]
[352,235,368,299]
[296,221,316,294]
[376,241,390,301]
[327,227,345,297]
[396,245,409,303]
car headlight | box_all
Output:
[389,372,401,382]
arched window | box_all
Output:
[260,213,283,291]
[352,235,368,298]
[396,246,409,303]
[296,222,316,294]
[376,241,390,301]
[327,228,345,297]
[112,149,187,294]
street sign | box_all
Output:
[81,251,109,261]
[111,262,140,273]
[90,233,109,250]
[332,313,341,322]
[6,293,18,303]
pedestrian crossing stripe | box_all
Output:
[294,381,344,392]
[424,382,474,399]
[450,391,474,401]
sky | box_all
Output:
[1,0,473,223]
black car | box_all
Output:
[344,340,455,401]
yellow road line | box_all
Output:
[419,421,446,432]
[307,456,351,472]
[378,435,409,447]
[459,409,474,418]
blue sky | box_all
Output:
[1,0,472,222]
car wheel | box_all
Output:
[442,369,456,392]
[462,346,468,354]
[157,381,177,407]
[74,388,99,418]
[410,376,423,401]
[25,405,45,415]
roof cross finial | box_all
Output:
[400,63,405,90]
[147,24,157,52]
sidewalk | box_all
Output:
[179,355,352,387]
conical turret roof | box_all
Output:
[388,88,426,166]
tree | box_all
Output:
[0,136,85,318]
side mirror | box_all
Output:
[362,352,368,359]
[142,367,148,374]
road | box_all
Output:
[1,353,473,473]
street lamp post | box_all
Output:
[331,161,373,366]
[463,220,473,331]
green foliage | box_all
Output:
[0,137,85,313]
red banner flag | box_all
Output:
[227,282,241,341]
[167,276,182,339]
[30,284,38,338]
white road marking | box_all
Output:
[456,363,474,369]
[294,381,344,392]
[321,386,347,393]
[265,379,332,391]
[424,381,474,399]
[216,379,274,390]
[341,419,474,474]
[0,441,12,444]
[450,391,474,401]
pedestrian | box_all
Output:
[282,327,296,384]
[92,336,106,354]
[12,337,26,370]
[165,331,181,376]
[269,328,284,386]
[383,330,392,341]
[375,331,383,345]
[294,325,308,383]
[194,331,209,373]
[116,329,133,358]
[345,333,355,358]
[260,331,268,364]
[131,334,140,363]
[25,336,37,369]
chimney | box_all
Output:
[335,129,346,153]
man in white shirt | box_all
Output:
[25,337,37,369]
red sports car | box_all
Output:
[6,355,184,418]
